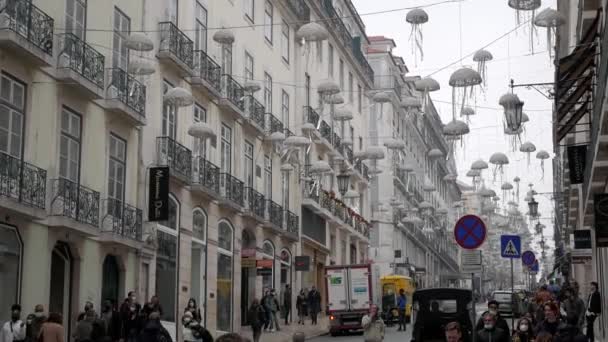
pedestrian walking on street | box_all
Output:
[512,317,534,342]
[100,300,120,342]
[475,300,510,338]
[307,286,321,325]
[1,305,26,342]
[261,289,272,331]
[25,305,46,342]
[142,296,163,319]
[77,302,95,322]
[586,281,601,342]
[38,313,64,342]
[248,299,265,342]
[184,299,203,323]
[554,313,586,342]
[445,321,467,342]
[535,302,562,337]
[397,289,407,332]
[561,288,585,330]
[74,309,103,342]
[119,291,142,342]
[361,304,384,342]
[296,289,308,325]
[268,289,281,332]
[137,312,171,342]
[283,285,292,325]
[476,312,509,342]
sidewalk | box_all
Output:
[239,316,329,342]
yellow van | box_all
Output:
[380,275,415,323]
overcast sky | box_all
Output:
[352,0,557,257]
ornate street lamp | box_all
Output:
[337,172,350,196]
[500,83,524,131]
[528,197,539,217]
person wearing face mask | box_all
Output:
[119,291,142,342]
[25,305,46,342]
[586,281,601,342]
[100,300,120,342]
[1,305,26,342]
[512,317,534,342]
[475,300,510,338]
[534,302,562,337]
[182,312,199,342]
[476,312,509,342]
[142,296,163,320]
[184,299,202,323]
[78,302,95,322]
[361,304,385,342]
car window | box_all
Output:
[493,292,512,302]
[423,299,458,313]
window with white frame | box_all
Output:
[217,221,233,331]
[264,1,273,43]
[348,72,354,103]
[262,240,275,290]
[244,141,254,187]
[339,59,344,90]
[191,208,207,322]
[162,81,177,140]
[59,108,81,183]
[244,52,254,81]
[264,72,272,112]
[195,2,208,51]
[220,124,232,173]
[281,90,289,127]
[112,8,130,70]
[156,195,179,322]
[164,0,178,24]
[264,155,271,199]
[0,74,24,158]
[108,134,126,215]
[193,104,207,159]
[244,0,254,22]
[281,20,289,63]
[328,43,334,77]
[66,0,86,40]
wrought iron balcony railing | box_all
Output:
[244,95,266,129]
[221,74,245,111]
[267,200,284,228]
[57,33,105,88]
[159,21,194,69]
[304,106,320,127]
[102,198,143,241]
[284,128,295,137]
[245,187,265,219]
[220,173,244,207]
[0,152,46,209]
[193,50,221,91]
[331,132,341,150]
[266,113,284,134]
[51,178,100,227]
[285,0,310,22]
[156,136,192,181]
[106,68,146,116]
[354,160,369,180]
[192,156,220,194]
[284,210,299,237]
[1,0,54,55]
[343,145,354,164]
[319,120,331,142]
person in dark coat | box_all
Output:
[137,312,171,342]
[119,291,142,342]
[283,285,292,325]
[476,312,509,342]
[535,302,562,337]
[554,313,586,342]
[296,289,308,325]
[248,299,265,342]
[142,296,163,319]
[475,301,510,338]
[25,305,46,342]
[100,300,121,342]
[184,298,202,323]
[307,286,321,325]
[586,281,601,342]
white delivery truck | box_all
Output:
[325,264,373,336]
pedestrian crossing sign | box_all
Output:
[500,235,521,259]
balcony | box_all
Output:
[0,152,46,219]
[243,95,266,135]
[220,173,244,210]
[219,74,246,117]
[284,210,299,240]
[354,159,369,180]
[56,33,105,98]
[100,198,143,248]
[191,156,220,199]
[244,187,265,221]
[0,0,54,66]
[305,106,320,127]
[266,199,284,230]
[156,136,192,184]
[192,50,222,97]
[374,76,402,101]
[102,68,146,126]
[284,0,310,23]
[48,178,100,235]
[158,21,194,76]
[266,113,283,135]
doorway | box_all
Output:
[240,229,256,326]
[101,255,120,305]
[49,242,72,342]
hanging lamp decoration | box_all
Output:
[296,22,329,69]
[188,122,216,140]
[471,159,489,171]
[460,106,476,124]
[533,8,566,59]
[449,67,483,121]
[508,0,541,51]
[128,58,156,76]
[444,174,458,182]
[401,96,423,117]
[125,33,155,51]
[405,8,429,65]
[243,80,262,94]
[443,119,470,158]
[519,141,537,167]
[427,148,444,160]
[384,138,406,171]
[499,93,525,131]
[365,146,386,161]
[536,150,551,180]
[466,169,481,189]
[473,49,493,89]
[316,79,341,118]
[513,176,521,200]
[489,152,510,182]
[213,29,235,45]
[164,87,194,107]
[501,182,514,205]
[414,77,439,113]
[373,91,391,120]
[504,126,524,152]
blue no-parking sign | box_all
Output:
[453,215,487,250]
[500,235,521,258]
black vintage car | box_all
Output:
[411,288,473,342]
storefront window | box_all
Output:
[191,208,207,322]
[156,195,179,322]
[0,224,21,323]
[217,221,233,332]
[262,241,274,290]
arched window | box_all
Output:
[156,194,179,322]
[216,220,233,332]
[261,240,275,290]
[191,208,207,323]
[0,224,22,323]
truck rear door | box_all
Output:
[348,266,371,311]
[326,267,349,312]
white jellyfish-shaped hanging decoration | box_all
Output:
[414,77,439,113]
[508,0,541,51]
[473,49,493,89]
[428,148,444,160]
[296,22,329,69]
[466,169,482,189]
[449,67,483,121]
[489,152,510,182]
[460,106,476,124]
[405,8,429,65]
[519,141,537,167]
[384,138,405,170]
[401,96,423,117]
[164,87,194,107]
[513,176,521,200]
[504,126,524,152]
[443,119,470,158]
[316,79,340,115]
[213,29,235,45]
[534,8,566,59]
[501,182,514,204]
[536,150,551,180]
[471,159,489,171]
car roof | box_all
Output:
[413,288,472,301]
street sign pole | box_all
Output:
[511,258,514,329]
[472,272,476,342]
